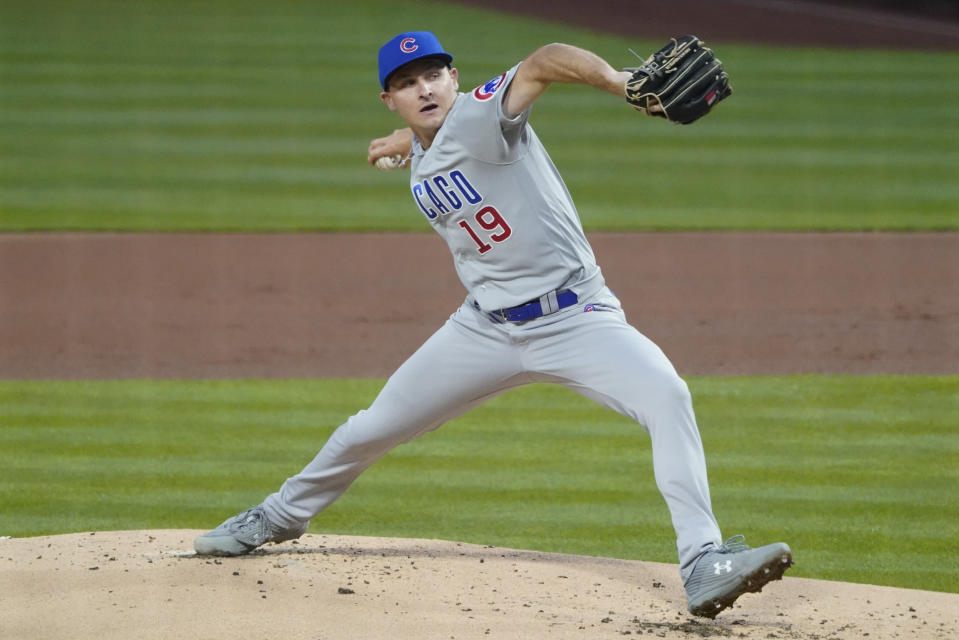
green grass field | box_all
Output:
[2,0,958,231]
[2,377,957,593]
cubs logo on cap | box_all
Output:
[378,31,453,90]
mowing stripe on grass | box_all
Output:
[1,376,956,593]
[2,0,957,231]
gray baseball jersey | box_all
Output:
[408,64,604,311]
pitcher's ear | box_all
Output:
[380,91,396,111]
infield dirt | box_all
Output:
[3,232,958,379]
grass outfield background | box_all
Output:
[1,0,958,231]
[1,0,957,599]
[2,377,957,594]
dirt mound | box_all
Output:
[2,531,956,639]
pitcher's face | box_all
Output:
[381,59,459,145]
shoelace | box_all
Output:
[714,534,750,554]
[232,508,263,530]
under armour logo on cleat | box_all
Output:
[713,560,732,575]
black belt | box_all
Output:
[493,290,578,323]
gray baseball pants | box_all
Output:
[262,287,722,581]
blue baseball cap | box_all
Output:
[378,31,453,90]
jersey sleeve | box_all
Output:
[449,63,531,164]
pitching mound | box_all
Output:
[2,531,956,639]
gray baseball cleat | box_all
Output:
[684,535,792,618]
[194,505,308,556]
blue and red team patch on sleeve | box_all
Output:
[473,72,507,101]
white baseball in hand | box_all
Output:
[375,154,403,172]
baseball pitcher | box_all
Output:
[195,31,790,618]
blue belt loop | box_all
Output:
[494,290,578,323]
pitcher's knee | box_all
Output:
[332,408,435,461]
[651,370,693,410]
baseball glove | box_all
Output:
[625,35,731,125]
